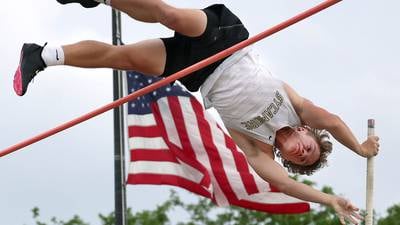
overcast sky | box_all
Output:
[1,0,399,224]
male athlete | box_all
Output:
[13,1,380,224]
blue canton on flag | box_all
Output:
[127,73,190,115]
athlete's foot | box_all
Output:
[13,43,47,96]
[56,0,100,8]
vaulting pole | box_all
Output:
[365,119,375,225]
[112,8,127,225]
[0,0,342,157]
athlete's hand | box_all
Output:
[359,136,380,157]
[331,196,363,225]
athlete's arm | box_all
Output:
[227,128,361,224]
[283,83,379,157]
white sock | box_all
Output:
[41,45,65,66]
[93,0,111,5]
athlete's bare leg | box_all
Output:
[62,0,207,75]
[14,0,208,95]
[63,39,166,75]
[110,0,207,37]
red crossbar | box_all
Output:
[1,0,342,157]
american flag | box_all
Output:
[125,71,309,214]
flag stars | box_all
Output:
[127,72,190,113]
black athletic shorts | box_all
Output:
[160,4,249,92]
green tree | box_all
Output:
[31,207,89,225]
[28,178,396,225]
[377,204,400,225]
[98,192,180,225]
[29,192,179,225]
[175,182,342,225]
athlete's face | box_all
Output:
[279,127,320,166]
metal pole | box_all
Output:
[0,0,343,157]
[112,8,127,225]
[366,119,375,225]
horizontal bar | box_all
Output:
[0,0,342,158]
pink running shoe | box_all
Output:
[13,43,47,96]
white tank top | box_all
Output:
[201,47,301,145]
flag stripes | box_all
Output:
[126,71,310,214]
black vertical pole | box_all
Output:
[112,8,127,225]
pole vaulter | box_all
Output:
[1,0,342,157]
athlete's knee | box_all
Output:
[156,5,183,31]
